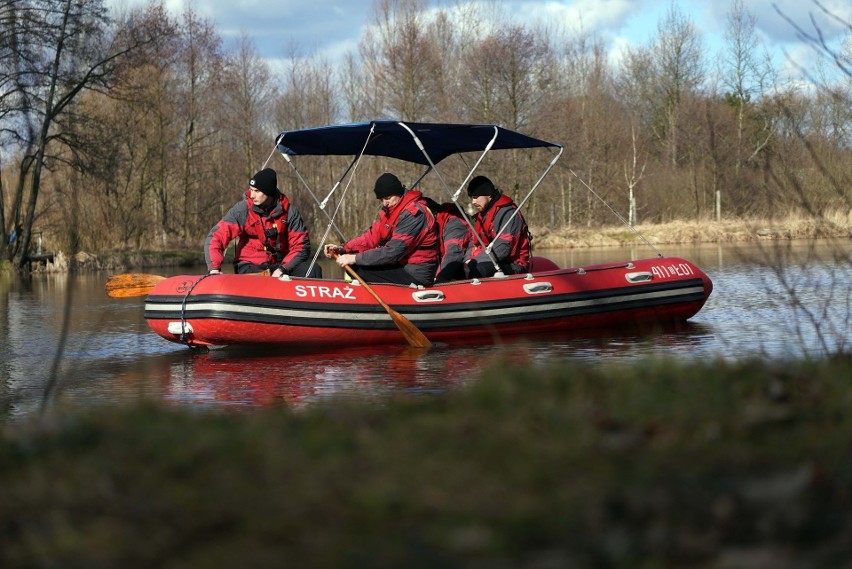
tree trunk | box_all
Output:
[13,0,73,270]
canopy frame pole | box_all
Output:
[397,122,505,276]
[276,147,347,242]
[319,155,359,210]
[487,145,564,257]
[450,130,498,203]
[409,166,432,190]
[297,123,377,277]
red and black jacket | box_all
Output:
[343,190,439,284]
[205,192,312,273]
[467,193,530,272]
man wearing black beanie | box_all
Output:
[249,167,279,198]
[204,167,322,278]
[464,175,531,278]
[324,172,439,286]
[372,172,405,199]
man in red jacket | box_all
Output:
[205,168,321,277]
[422,196,470,283]
[464,175,531,278]
[325,173,438,286]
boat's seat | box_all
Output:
[530,256,559,272]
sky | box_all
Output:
[108,0,850,84]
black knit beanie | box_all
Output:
[467,175,497,197]
[373,173,405,199]
[250,168,279,197]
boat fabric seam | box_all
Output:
[144,285,707,328]
[144,285,705,320]
[143,278,707,314]
[143,292,707,332]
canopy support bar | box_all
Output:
[279,151,347,242]
[397,122,505,275]
[487,146,564,258]
[296,124,377,277]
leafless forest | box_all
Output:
[1,0,850,269]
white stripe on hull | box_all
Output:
[145,285,706,326]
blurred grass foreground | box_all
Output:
[2,355,852,568]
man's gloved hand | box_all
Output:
[324,244,345,258]
[335,253,357,267]
[272,265,290,278]
[208,268,221,275]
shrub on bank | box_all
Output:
[1,355,851,568]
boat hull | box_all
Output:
[143,257,712,347]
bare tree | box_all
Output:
[339,51,371,122]
[624,123,647,226]
[721,0,775,167]
[274,47,339,131]
[652,1,705,168]
[758,1,851,222]
[220,34,274,180]
[461,25,552,131]
[359,0,442,121]
[0,0,161,269]
[718,0,777,220]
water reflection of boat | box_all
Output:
[32,322,717,413]
[158,324,716,410]
[161,344,479,410]
[144,121,713,349]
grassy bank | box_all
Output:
[2,355,852,568]
[532,213,851,249]
[15,213,850,273]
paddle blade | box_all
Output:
[106,273,167,298]
[387,307,433,349]
[340,264,432,349]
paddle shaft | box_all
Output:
[334,256,432,349]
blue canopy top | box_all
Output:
[275,120,561,166]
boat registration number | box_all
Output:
[295,284,357,299]
[650,263,695,279]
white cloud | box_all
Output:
[749,0,850,44]
[105,0,848,83]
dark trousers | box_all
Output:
[435,261,465,283]
[348,264,415,286]
[465,260,524,279]
[236,259,322,278]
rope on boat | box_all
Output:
[178,273,213,349]
[567,168,664,258]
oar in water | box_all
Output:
[331,252,432,349]
[105,270,270,298]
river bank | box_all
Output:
[3,355,851,567]
[7,214,851,274]
[531,214,851,249]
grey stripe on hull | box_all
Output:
[145,284,706,329]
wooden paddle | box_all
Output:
[105,270,270,298]
[332,253,432,349]
[106,273,168,298]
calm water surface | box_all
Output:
[2,240,849,418]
